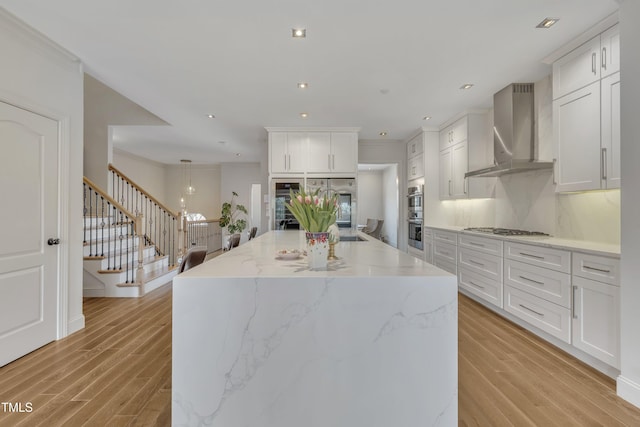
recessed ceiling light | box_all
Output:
[235,153,241,157]
[460,83,474,90]
[292,28,306,38]
[207,114,215,119]
[300,112,308,118]
[218,140,226,144]
[423,116,432,121]
[297,82,309,89]
[536,18,559,29]
[379,131,388,136]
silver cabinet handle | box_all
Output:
[519,252,545,260]
[592,52,597,75]
[448,180,452,196]
[332,154,335,170]
[601,147,607,180]
[519,304,544,317]
[519,275,545,286]
[284,154,288,170]
[584,264,611,274]
[552,158,557,185]
[469,259,485,267]
[469,241,485,247]
[288,155,291,170]
[602,47,607,70]
[469,280,485,290]
[572,285,578,319]
[328,154,331,170]
[464,177,467,194]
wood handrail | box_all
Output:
[108,163,179,218]
[186,218,221,225]
[83,176,136,222]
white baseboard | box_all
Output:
[67,314,85,336]
[618,375,640,409]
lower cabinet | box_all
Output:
[433,229,458,274]
[504,285,572,343]
[426,228,621,370]
[571,251,620,367]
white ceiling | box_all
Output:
[0,0,619,165]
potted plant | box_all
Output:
[286,188,338,269]
[220,191,248,248]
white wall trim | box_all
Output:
[67,315,85,335]
[617,376,640,408]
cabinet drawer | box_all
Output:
[504,259,571,308]
[504,242,571,273]
[434,256,456,275]
[459,247,502,282]
[434,241,456,264]
[459,267,502,309]
[459,233,502,256]
[504,285,571,343]
[433,230,458,245]
[572,252,620,286]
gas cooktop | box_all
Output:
[464,227,550,236]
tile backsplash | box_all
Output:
[440,170,620,245]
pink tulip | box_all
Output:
[297,195,303,203]
[305,195,311,204]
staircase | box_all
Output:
[82,167,181,297]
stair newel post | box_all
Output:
[135,213,144,285]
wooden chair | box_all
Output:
[177,248,207,273]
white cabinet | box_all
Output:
[600,24,620,79]
[307,132,358,174]
[407,134,424,158]
[552,24,618,99]
[457,233,503,308]
[438,112,493,200]
[503,242,572,343]
[432,229,457,275]
[601,72,621,189]
[571,252,620,368]
[423,228,433,264]
[406,133,424,181]
[552,36,601,100]
[439,116,467,150]
[268,129,358,176]
[408,153,424,181]
[552,24,620,193]
[269,132,307,174]
[440,142,467,199]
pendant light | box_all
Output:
[181,159,196,196]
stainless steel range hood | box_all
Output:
[465,83,553,178]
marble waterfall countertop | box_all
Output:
[172,230,458,426]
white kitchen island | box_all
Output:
[172,231,458,427]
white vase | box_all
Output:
[305,231,329,270]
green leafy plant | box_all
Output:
[220,191,248,234]
[286,188,338,232]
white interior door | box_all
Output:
[0,101,59,367]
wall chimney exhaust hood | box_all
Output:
[465,83,553,178]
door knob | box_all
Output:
[47,238,60,246]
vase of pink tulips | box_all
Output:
[286,188,338,270]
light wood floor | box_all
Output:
[1,287,639,426]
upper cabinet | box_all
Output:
[552,23,620,192]
[268,128,359,176]
[406,133,424,181]
[552,24,619,100]
[307,132,358,174]
[439,112,494,200]
[269,131,307,174]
